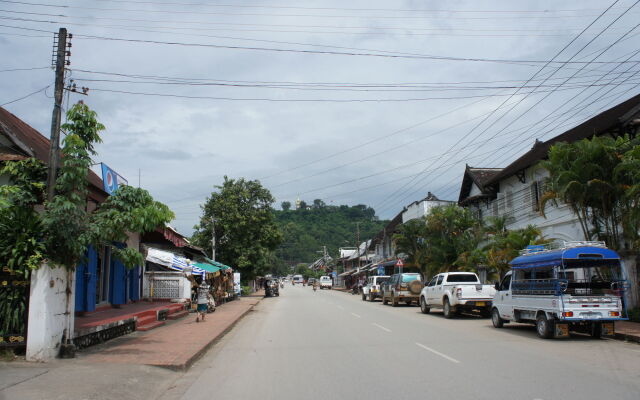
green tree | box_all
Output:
[0,102,174,337]
[541,135,640,250]
[393,218,428,274]
[192,177,282,280]
[281,201,291,211]
[481,224,546,279]
[272,203,387,267]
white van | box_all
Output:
[293,275,304,285]
[319,276,332,289]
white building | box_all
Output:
[402,192,455,224]
[457,94,640,307]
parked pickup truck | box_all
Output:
[419,272,496,318]
[491,241,628,339]
[319,276,332,289]
[362,275,389,301]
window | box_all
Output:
[499,274,511,291]
[506,190,513,213]
[402,274,421,283]
[492,200,499,216]
[445,274,479,283]
[436,275,444,285]
[427,276,438,287]
[530,181,540,212]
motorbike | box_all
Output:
[265,279,280,297]
[351,283,361,295]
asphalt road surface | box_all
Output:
[162,284,640,400]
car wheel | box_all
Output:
[382,292,388,305]
[591,322,602,339]
[420,297,431,314]
[362,293,366,301]
[536,313,553,339]
[443,298,454,319]
[491,308,504,328]
[368,293,374,302]
[391,293,398,307]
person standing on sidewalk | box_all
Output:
[196,281,210,322]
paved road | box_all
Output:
[163,285,640,400]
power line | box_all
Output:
[1,0,632,20]
[0,84,50,106]
[3,8,632,34]
[84,83,623,102]
[0,65,49,72]
[372,0,628,215]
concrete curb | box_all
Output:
[614,332,640,344]
[164,297,263,371]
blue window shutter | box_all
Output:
[110,243,127,305]
[74,258,87,312]
[129,266,140,301]
[85,246,98,312]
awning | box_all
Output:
[146,247,205,277]
[193,262,221,274]
[205,258,233,271]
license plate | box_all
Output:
[555,323,569,338]
[476,302,485,307]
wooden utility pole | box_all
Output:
[46,27,68,201]
[355,222,361,269]
[211,216,216,261]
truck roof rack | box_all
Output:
[519,241,607,256]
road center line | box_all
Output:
[415,342,460,364]
[351,312,361,318]
[372,323,391,332]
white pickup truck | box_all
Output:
[319,276,332,289]
[419,272,496,318]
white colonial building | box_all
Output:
[457,94,640,307]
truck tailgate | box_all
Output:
[459,285,496,299]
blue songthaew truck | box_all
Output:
[491,241,628,339]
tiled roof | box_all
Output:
[484,93,640,186]
[0,107,108,202]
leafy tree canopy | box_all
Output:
[541,134,640,250]
[192,177,283,280]
[273,202,387,269]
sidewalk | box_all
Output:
[615,320,640,343]
[78,293,263,370]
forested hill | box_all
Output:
[273,201,388,267]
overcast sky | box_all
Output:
[2,0,640,235]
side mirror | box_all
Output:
[494,282,500,291]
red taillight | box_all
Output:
[562,311,574,317]
[609,311,620,317]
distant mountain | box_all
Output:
[273,201,388,268]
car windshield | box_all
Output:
[446,274,479,283]
[402,274,420,282]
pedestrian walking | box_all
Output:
[196,281,210,323]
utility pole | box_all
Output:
[211,216,216,261]
[46,27,68,201]
[355,222,361,269]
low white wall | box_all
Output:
[26,264,75,361]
